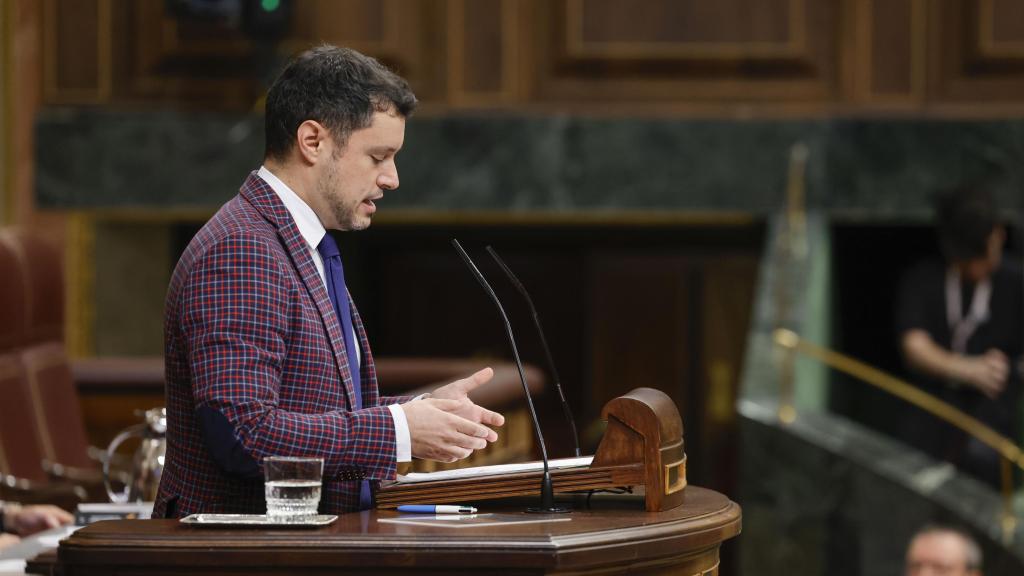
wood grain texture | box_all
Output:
[38,1,1024,115]
[380,388,684,512]
[52,486,740,575]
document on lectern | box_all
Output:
[395,456,593,484]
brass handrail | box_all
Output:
[772,328,1021,541]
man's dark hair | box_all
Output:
[264,45,417,160]
[935,185,998,262]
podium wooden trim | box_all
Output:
[49,487,740,576]
[378,387,687,512]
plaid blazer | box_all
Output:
[155,172,410,517]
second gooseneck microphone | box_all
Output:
[485,246,581,458]
[451,239,569,513]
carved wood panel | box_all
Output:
[528,0,841,104]
[587,254,693,418]
[694,254,756,497]
[929,0,1024,101]
[39,1,1024,116]
[447,0,520,105]
[43,0,109,103]
[1,0,8,224]
[978,0,1024,58]
[847,0,926,102]
[569,0,799,58]
[586,249,757,494]
[44,0,441,108]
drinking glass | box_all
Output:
[264,456,323,522]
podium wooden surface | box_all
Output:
[377,388,688,513]
[47,487,739,576]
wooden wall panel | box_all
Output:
[45,0,440,108]
[868,2,913,96]
[52,0,99,91]
[1,0,8,224]
[587,254,692,418]
[528,0,839,104]
[843,0,926,105]
[290,0,384,44]
[930,0,1024,102]
[869,1,923,99]
[571,0,796,57]
[980,0,1024,57]
[447,0,520,105]
[115,0,252,107]
[694,255,757,495]
[12,0,64,237]
[586,250,756,492]
[462,0,503,92]
[281,0,438,98]
[38,2,1024,120]
[43,0,110,103]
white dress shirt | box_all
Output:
[258,166,412,462]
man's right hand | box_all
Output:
[960,348,1009,399]
[401,398,498,462]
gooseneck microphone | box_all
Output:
[485,246,582,458]
[451,239,569,513]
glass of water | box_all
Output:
[264,456,323,522]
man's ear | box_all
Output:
[295,120,327,165]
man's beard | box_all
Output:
[328,191,360,231]
[318,158,364,231]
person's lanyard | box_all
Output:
[945,268,992,355]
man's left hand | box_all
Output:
[431,367,506,432]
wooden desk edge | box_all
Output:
[53,489,741,574]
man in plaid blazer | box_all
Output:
[155,46,504,518]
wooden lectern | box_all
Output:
[378,387,687,512]
[38,388,740,575]
[46,487,739,576]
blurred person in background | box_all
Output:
[905,524,982,576]
[901,184,1019,483]
[897,185,1023,487]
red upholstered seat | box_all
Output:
[0,235,48,482]
[0,230,86,507]
[0,352,49,483]
[0,235,27,351]
[2,229,64,344]
[20,342,95,470]
[0,229,102,493]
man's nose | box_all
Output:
[378,166,399,190]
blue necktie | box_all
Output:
[316,233,371,510]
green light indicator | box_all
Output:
[261,0,280,12]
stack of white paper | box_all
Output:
[396,456,593,484]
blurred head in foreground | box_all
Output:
[905,524,982,576]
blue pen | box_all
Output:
[397,505,477,514]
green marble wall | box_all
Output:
[34,111,1024,217]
